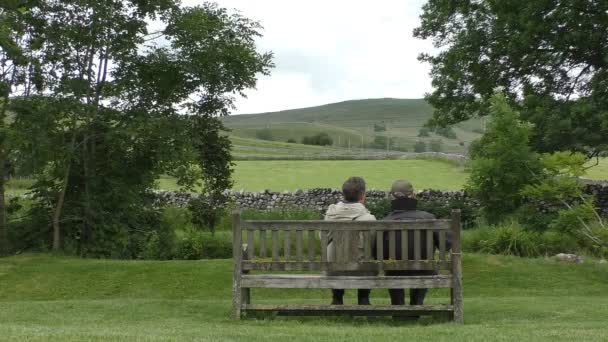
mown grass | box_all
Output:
[0,253,607,341]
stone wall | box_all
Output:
[154,180,608,216]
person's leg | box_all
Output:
[386,270,406,305]
[357,289,371,305]
[409,288,428,305]
[327,241,344,305]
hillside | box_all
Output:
[223,98,483,155]
[1,254,607,341]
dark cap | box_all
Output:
[389,180,414,200]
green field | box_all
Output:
[223,99,483,154]
[10,158,607,196]
[230,160,467,191]
[1,253,607,341]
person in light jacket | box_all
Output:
[324,176,376,305]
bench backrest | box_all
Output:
[233,210,461,273]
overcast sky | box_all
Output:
[183,0,435,114]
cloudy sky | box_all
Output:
[183,0,435,114]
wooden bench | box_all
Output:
[232,210,463,323]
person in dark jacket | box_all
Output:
[382,180,452,306]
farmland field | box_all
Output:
[1,253,607,341]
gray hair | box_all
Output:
[342,177,366,202]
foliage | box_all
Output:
[301,132,333,146]
[373,122,386,132]
[255,127,274,141]
[429,139,443,152]
[466,93,541,223]
[173,229,232,260]
[286,138,296,143]
[434,126,457,139]
[418,127,430,137]
[414,141,427,153]
[188,195,230,234]
[1,1,273,256]
[462,221,545,257]
[415,0,608,155]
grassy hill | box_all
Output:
[224,98,484,155]
[1,253,607,341]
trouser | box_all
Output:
[385,270,436,305]
[326,240,373,304]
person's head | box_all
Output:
[342,176,366,203]
[389,180,415,200]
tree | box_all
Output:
[417,127,430,137]
[255,128,273,141]
[429,139,443,152]
[414,141,427,153]
[301,132,332,146]
[465,93,541,224]
[5,1,272,256]
[434,126,456,139]
[414,0,608,156]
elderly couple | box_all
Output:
[324,176,446,307]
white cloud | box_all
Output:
[183,0,435,114]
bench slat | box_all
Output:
[284,230,290,261]
[414,230,421,260]
[241,260,450,272]
[308,230,315,261]
[242,220,451,231]
[321,231,328,262]
[296,230,303,262]
[241,274,452,289]
[272,230,279,261]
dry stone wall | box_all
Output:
[153,180,608,216]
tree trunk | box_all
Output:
[52,135,75,251]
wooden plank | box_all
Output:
[401,230,408,261]
[363,231,371,261]
[296,230,303,262]
[232,211,243,320]
[247,230,254,260]
[241,274,453,289]
[284,230,290,261]
[244,304,454,316]
[241,260,450,272]
[321,231,328,262]
[427,229,434,261]
[450,209,464,324]
[242,220,451,231]
[272,230,279,261]
[439,231,446,261]
[376,230,383,261]
[389,231,396,260]
[308,230,315,261]
[414,230,421,260]
[259,230,267,258]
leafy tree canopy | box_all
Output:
[415,0,608,155]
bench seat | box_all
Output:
[241,274,453,289]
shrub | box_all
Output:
[466,92,541,224]
[188,195,229,233]
[173,229,232,259]
[302,132,333,146]
[373,122,386,132]
[429,139,443,152]
[367,198,479,228]
[255,128,273,141]
[434,126,457,139]
[242,208,322,220]
[414,141,427,152]
[286,138,296,143]
[463,222,545,257]
[418,128,430,137]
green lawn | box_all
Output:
[585,158,608,180]
[1,253,607,341]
